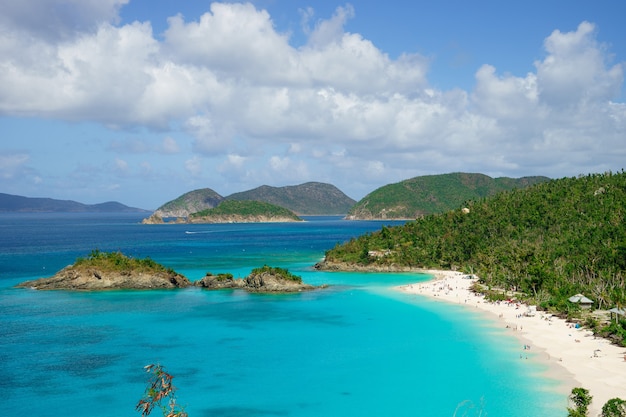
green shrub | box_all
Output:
[250,265,302,283]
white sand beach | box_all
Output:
[397,271,626,417]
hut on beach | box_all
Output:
[568,294,594,309]
[608,307,625,323]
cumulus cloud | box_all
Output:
[302,4,355,48]
[185,156,203,177]
[160,137,180,154]
[0,152,30,179]
[0,2,624,199]
[536,21,623,107]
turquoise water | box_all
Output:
[0,214,567,416]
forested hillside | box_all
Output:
[346,173,549,219]
[226,182,355,215]
[323,172,626,337]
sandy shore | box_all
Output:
[397,270,626,417]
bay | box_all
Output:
[0,213,566,416]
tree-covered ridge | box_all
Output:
[225,182,356,215]
[190,200,301,221]
[325,171,626,315]
[346,172,550,219]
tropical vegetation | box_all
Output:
[324,171,626,344]
[568,387,593,417]
[250,265,303,283]
[74,250,175,274]
[226,182,356,215]
[190,200,301,220]
[346,172,549,219]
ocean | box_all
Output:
[0,213,567,416]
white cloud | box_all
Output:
[185,156,203,177]
[0,2,623,199]
[0,152,30,179]
[536,21,624,107]
[163,3,296,83]
[161,137,180,154]
[114,158,130,176]
[269,155,290,171]
[304,4,355,48]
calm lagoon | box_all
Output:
[0,214,566,416]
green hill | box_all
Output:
[346,173,550,219]
[189,200,301,223]
[153,188,224,218]
[225,182,355,215]
[321,171,626,342]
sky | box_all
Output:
[1,0,625,210]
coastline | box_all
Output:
[396,270,626,417]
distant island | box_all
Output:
[2,173,552,220]
[346,173,550,220]
[149,181,356,219]
[0,193,149,213]
[16,250,319,293]
[143,200,302,224]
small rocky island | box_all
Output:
[196,265,317,293]
[16,250,191,290]
[142,200,302,224]
[16,251,319,293]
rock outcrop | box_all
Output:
[242,269,315,293]
[195,273,244,289]
[314,259,422,273]
[196,268,318,293]
[16,266,191,290]
[141,214,186,224]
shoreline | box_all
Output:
[396,270,626,417]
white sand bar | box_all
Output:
[397,270,626,417]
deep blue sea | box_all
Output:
[0,213,567,416]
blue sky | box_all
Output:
[1,0,625,209]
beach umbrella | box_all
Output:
[568,294,593,303]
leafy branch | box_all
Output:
[136,364,187,417]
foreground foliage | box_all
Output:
[325,172,626,343]
[137,364,187,417]
[602,398,626,417]
[568,387,593,417]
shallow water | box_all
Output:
[0,214,566,416]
